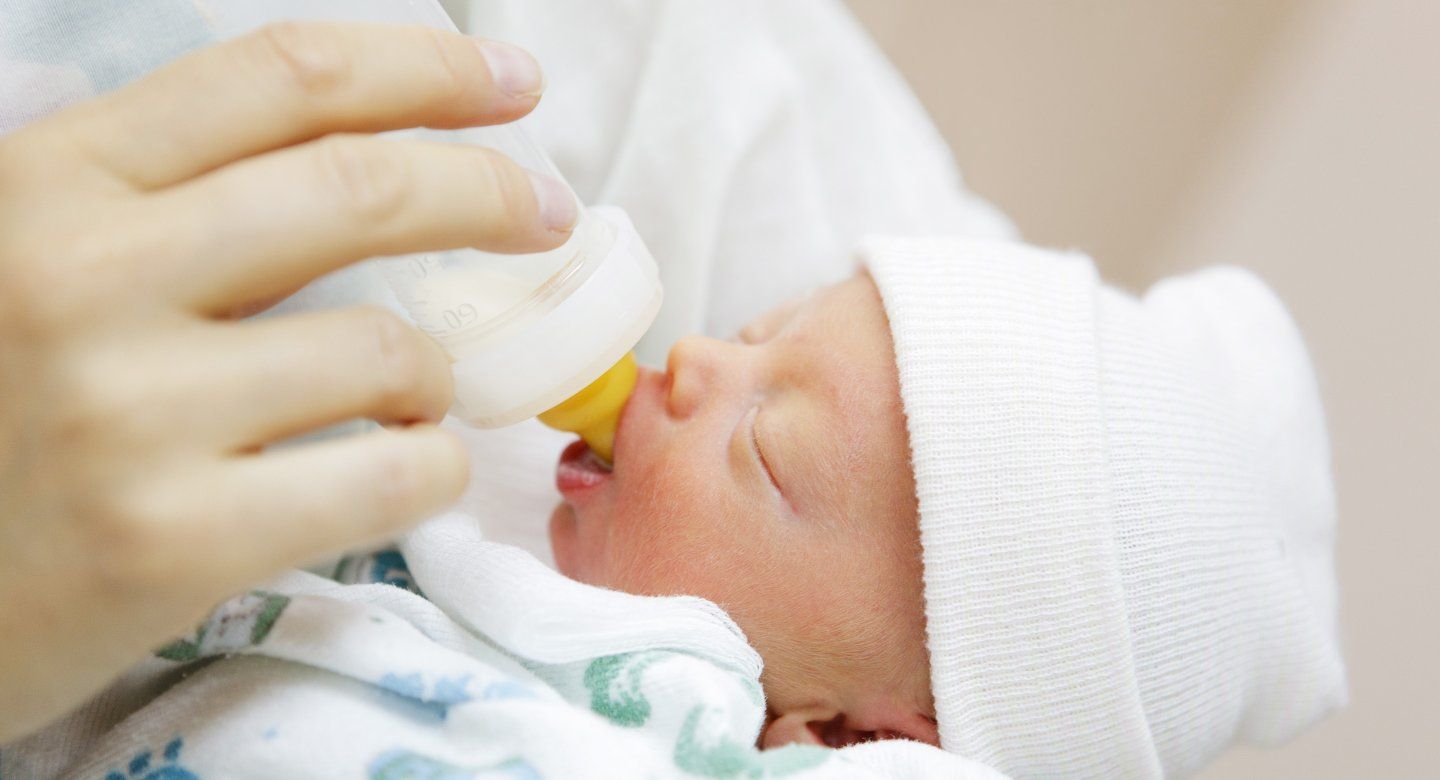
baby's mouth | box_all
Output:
[556,439,612,498]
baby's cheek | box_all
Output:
[604,470,740,597]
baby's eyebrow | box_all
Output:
[747,295,809,342]
[789,409,862,525]
[807,365,888,520]
[825,372,871,455]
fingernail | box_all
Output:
[477,39,544,98]
[527,170,578,232]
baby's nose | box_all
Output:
[665,336,731,419]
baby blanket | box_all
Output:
[5,518,1008,777]
[11,512,1004,779]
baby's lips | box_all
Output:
[556,440,611,499]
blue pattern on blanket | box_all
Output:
[377,673,477,706]
[332,548,423,595]
[481,680,538,701]
[104,737,197,780]
[369,550,419,593]
[368,749,541,779]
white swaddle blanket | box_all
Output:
[10,512,1002,779]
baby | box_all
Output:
[552,274,935,748]
[547,237,1348,776]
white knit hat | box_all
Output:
[863,237,1347,778]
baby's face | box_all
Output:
[550,274,938,746]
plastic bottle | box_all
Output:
[192,0,662,458]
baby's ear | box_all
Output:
[761,710,847,748]
[761,708,939,749]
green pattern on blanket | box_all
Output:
[155,590,291,662]
[583,652,661,727]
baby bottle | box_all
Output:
[195,0,661,461]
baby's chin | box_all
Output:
[550,500,619,590]
[547,501,585,582]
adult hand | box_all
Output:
[0,21,575,741]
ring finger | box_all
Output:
[193,306,455,449]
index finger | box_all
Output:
[62,21,545,190]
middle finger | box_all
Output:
[195,306,455,449]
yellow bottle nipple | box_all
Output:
[537,352,638,463]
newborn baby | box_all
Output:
[547,238,1348,776]
[552,274,935,748]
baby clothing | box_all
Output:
[865,238,1346,777]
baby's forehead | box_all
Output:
[793,277,901,405]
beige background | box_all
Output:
[844,0,1437,776]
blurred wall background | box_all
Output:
[843,0,1437,776]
